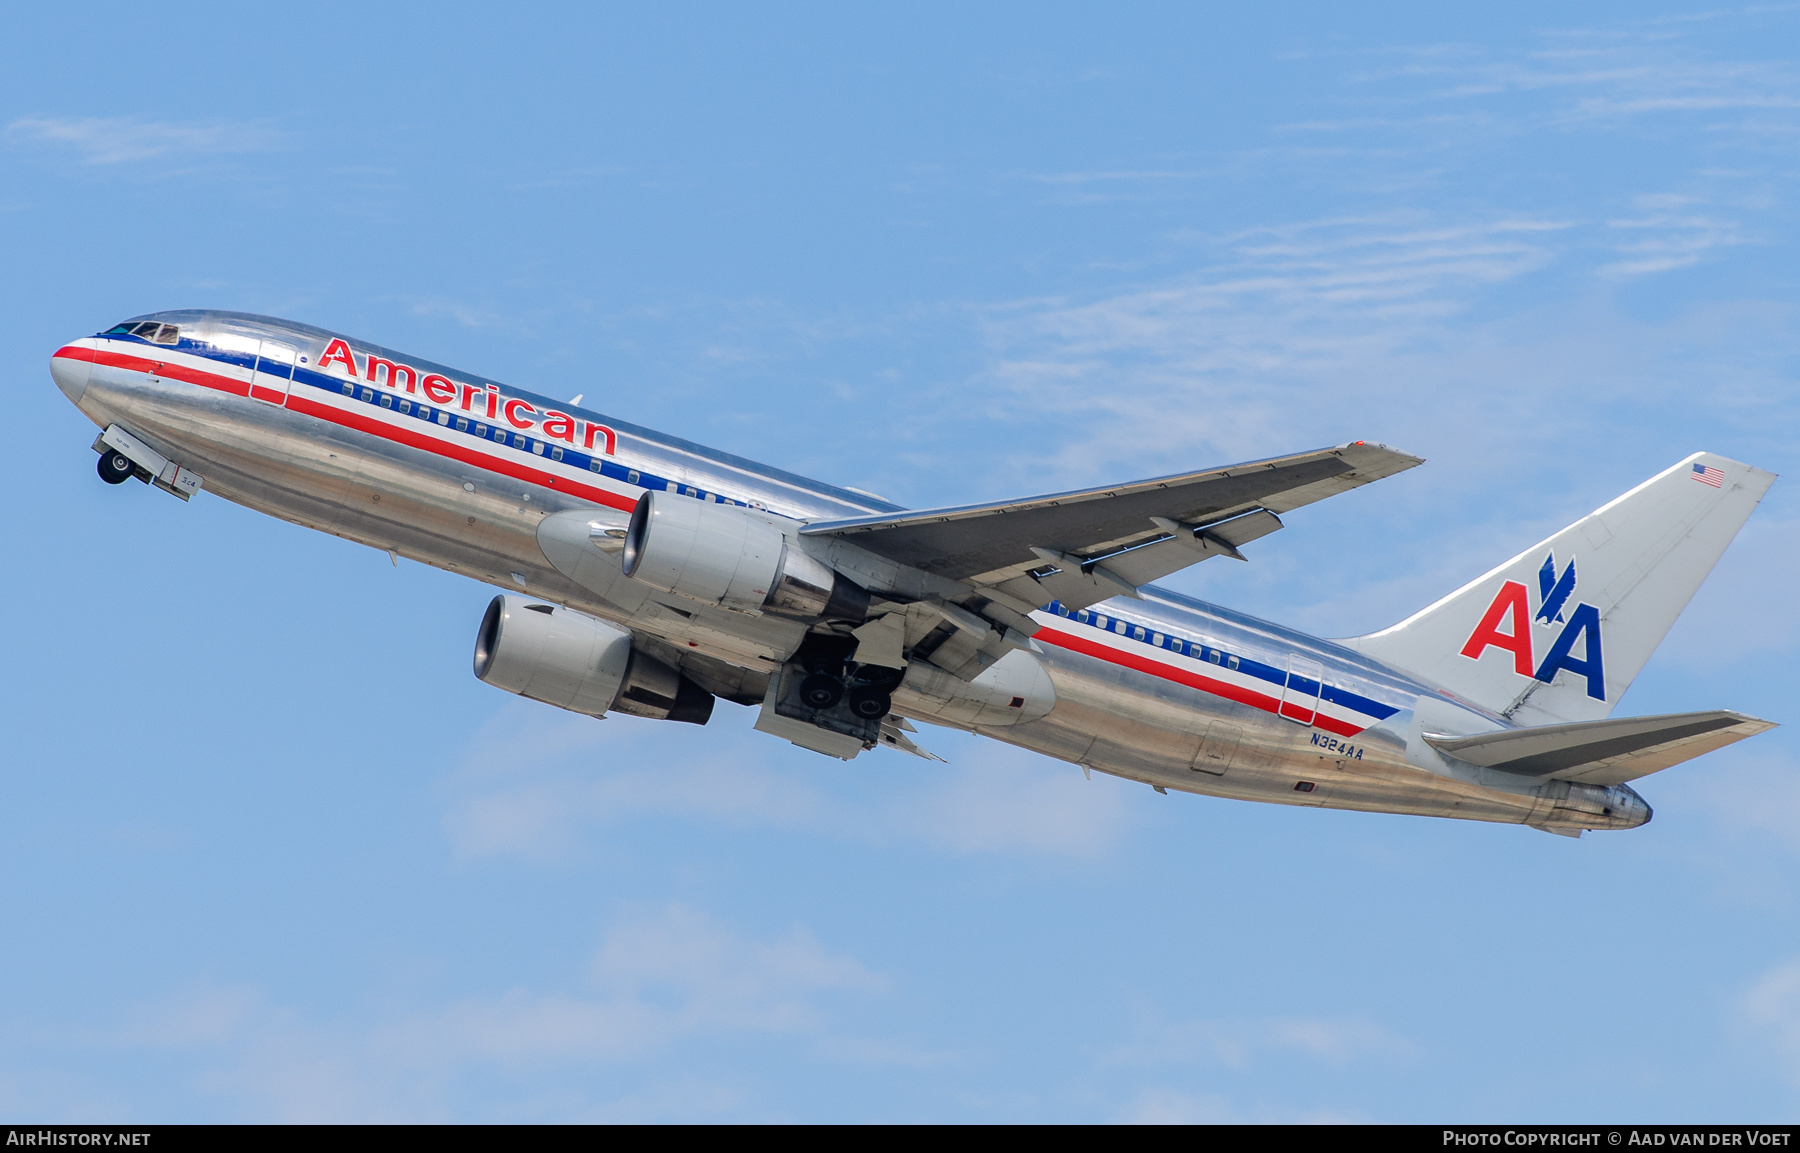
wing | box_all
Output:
[804,441,1422,613]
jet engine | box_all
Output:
[473,594,714,724]
[621,491,869,621]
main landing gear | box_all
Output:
[97,449,135,485]
[794,634,903,720]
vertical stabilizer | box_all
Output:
[1346,453,1774,725]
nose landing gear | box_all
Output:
[89,425,204,501]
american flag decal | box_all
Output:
[1691,463,1725,488]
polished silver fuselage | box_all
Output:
[52,310,1650,832]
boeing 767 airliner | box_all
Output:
[50,311,1779,836]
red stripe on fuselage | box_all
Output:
[86,344,639,513]
[89,345,250,397]
[1033,624,1365,738]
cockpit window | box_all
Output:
[104,320,179,343]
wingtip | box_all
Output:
[1337,440,1426,470]
[1722,710,1779,735]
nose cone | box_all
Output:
[50,345,94,404]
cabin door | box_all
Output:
[249,340,298,405]
[1280,655,1323,725]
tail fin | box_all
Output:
[1347,453,1775,725]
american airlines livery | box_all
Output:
[51,311,1779,837]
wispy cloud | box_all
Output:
[442,704,1133,861]
[383,905,884,1063]
[973,210,1568,477]
[1600,193,1753,277]
[939,196,1800,639]
[1116,1089,1244,1123]
[1114,1087,1367,1124]
[1331,21,1800,130]
[1103,1012,1415,1069]
[1745,956,1800,1085]
[1665,747,1800,860]
[6,116,284,165]
[399,297,506,330]
[1026,170,1204,186]
[109,906,887,1121]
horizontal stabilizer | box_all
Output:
[1425,710,1776,786]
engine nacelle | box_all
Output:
[473,594,713,724]
[621,491,868,621]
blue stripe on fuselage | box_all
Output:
[1044,600,1400,722]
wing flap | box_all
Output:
[978,508,1288,613]
[1425,709,1776,786]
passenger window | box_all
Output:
[1113,620,1126,634]
[342,382,354,396]
[399,400,411,413]
[360,388,374,402]
[1227,655,1239,670]
[1208,650,1221,664]
[627,470,640,485]
[417,407,431,420]
[455,418,469,431]
[437,412,450,425]
[1152,632,1163,646]
[474,424,486,436]
[551,447,564,462]
[532,442,545,455]
[588,459,604,473]
[380,395,393,408]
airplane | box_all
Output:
[49,310,1779,837]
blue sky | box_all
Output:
[3,2,1800,1122]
